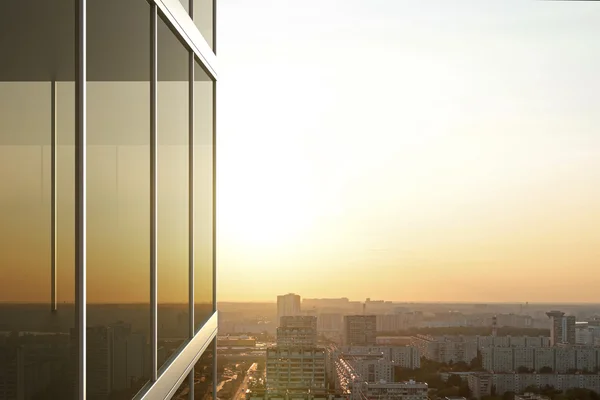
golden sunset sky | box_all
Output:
[216,0,600,302]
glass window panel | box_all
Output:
[0,1,77,398]
[158,15,190,371]
[194,62,214,331]
[86,0,151,397]
[171,340,215,400]
[194,0,214,51]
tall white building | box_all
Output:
[277,293,302,325]
[547,311,576,345]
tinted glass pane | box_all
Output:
[86,0,151,397]
[194,62,214,330]
[173,339,215,400]
[194,0,214,51]
[158,15,190,371]
[0,1,77,398]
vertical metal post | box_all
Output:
[212,2,218,398]
[188,49,196,400]
[150,2,158,383]
[188,16,196,398]
[51,80,57,313]
[75,0,87,398]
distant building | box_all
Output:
[266,347,326,395]
[546,311,576,345]
[376,336,413,346]
[411,335,477,364]
[277,293,302,325]
[480,346,599,373]
[344,315,377,346]
[217,335,257,348]
[515,394,551,400]
[468,372,600,399]
[350,380,428,400]
[277,316,317,349]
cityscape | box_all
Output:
[2,1,600,400]
[213,295,600,400]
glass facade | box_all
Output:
[0,1,217,399]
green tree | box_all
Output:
[539,366,553,374]
[447,374,462,388]
[503,391,515,400]
[459,382,472,398]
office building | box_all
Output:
[0,1,217,399]
[278,294,302,324]
[547,311,576,345]
[344,315,377,346]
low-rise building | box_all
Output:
[350,380,428,400]
[468,373,600,399]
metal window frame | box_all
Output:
[71,0,217,398]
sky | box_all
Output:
[216,0,600,303]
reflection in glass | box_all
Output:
[194,0,214,51]
[158,14,190,371]
[171,339,215,400]
[86,0,151,397]
[0,1,77,398]
[194,62,215,330]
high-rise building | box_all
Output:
[266,347,327,395]
[277,293,302,324]
[277,316,318,348]
[547,311,576,345]
[0,1,217,399]
[344,315,377,346]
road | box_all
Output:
[232,363,257,400]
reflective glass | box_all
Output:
[194,0,215,51]
[158,14,190,370]
[86,0,152,397]
[0,1,77,398]
[194,62,215,330]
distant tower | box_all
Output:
[492,315,498,337]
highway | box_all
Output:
[232,362,257,400]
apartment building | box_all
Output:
[411,335,477,364]
[341,346,421,369]
[277,294,302,324]
[476,335,550,349]
[344,316,377,346]
[468,373,600,399]
[481,346,598,373]
[547,311,576,346]
[350,380,428,400]
[266,348,327,394]
[0,1,217,399]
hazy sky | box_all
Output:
[216,1,600,303]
